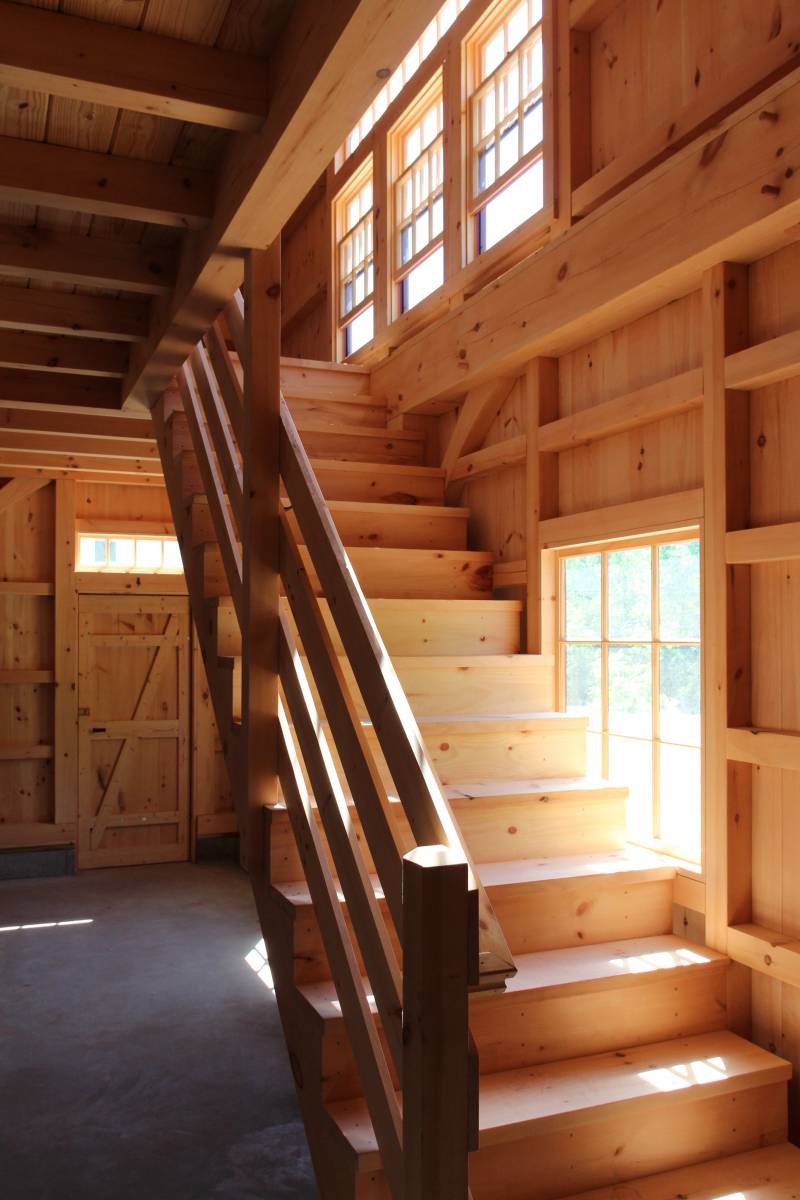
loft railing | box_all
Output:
[152,246,515,1197]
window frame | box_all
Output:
[333,157,376,359]
[389,75,446,318]
[557,528,703,865]
[465,0,547,258]
[76,524,183,576]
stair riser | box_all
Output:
[311,463,445,505]
[267,788,627,888]
[287,395,387,429]
[417,723,587,784]
[351,1085,787,1200]
[312,966,728,1103]
[487,875,674,954]
[284,506,468,551]
[201,543,494,600]
[213,598,522,657]
[281,361,371,399]
[299,429,425,465]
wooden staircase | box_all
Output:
[153,253,800,1199]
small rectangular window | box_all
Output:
[468,0,546,255]
[77,533,182,575]
[392,83,445,315]
[560,534,702,863]
[334,161,375,358]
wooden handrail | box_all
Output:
[279,394,515,989]
[190,341,243,529]
[206,319,243,444]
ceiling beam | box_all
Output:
[372,65,800,413]
[0,429,157,460]
[0,224,176,295]
[0,136,214,229]
[0,285,149,342]
[0,330,128,378]
[0,405,152,441]
[124,0,444,406]
[0,1,268,133]
[0,368,121,410]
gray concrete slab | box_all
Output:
[0,861,318,1199]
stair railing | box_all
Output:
[154,265,516,1196]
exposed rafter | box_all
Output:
[0,224,176,296]
[124,0,444,407]
[0,285,149,342]
[0,136,214,228]
[0,1,269,133]
[0,331,128,379]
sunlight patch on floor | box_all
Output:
[245,937,275,990]
[0,918,94,933]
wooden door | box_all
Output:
[77,595,190,868]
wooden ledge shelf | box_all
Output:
[0,581,54,595]
[539,490,703,550]
[726,521,800,563]
[538,369,703,454]
[0,744,53,760]
[727,725,800,770]
[0,670,54,684]
[728,923,800,989]
[448,434,527,492]
[725,328,800,391]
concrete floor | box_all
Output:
[0,861,318,1199]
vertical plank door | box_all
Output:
[77,595,190,869]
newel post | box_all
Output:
[402,845,472,1199]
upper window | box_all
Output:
[560,535,702,863]
[392,83,445,314]
[467,0,545,253]
[337,0,471,168]
[78,534,183,574]
[334,162,375,357]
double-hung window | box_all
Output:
[392,83,445,314]
[468,0,546,253]
[335,163,375,356]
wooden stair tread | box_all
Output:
[327,1031,791,1164]
[479,846,678,888]
[296,418,423,442]
[283,497,470,519]
[350,710,586,732]
[445,775,626,801]
[562,1143,800,1198]
[309,458,444,479]
[298,935,727,1023]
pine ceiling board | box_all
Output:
[143,0,232,44]
[217,0,294,54]
[45,97,119,154]
[111,112,184,166]
[0,84,49,140]
[60,1,146,29]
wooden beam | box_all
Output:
[0,449,162,477]
[0,475,50,514]
[441,377,516,481]
[0,744,53,760]
[0,1,268,132]
[726,521,800,564]
[727,726,800,771]
[372,65,800,415]
[0,429,157,462]
[124,0,445,407]
[0,284,149,342]
[525,359,559,654]
[702,260,752,1025]
[0,368,121,410]
[0,330,128,378]
[0,135,214,229]
[0,405,152,441]
[539,489,703,549]
[54,478,78,824]
[0,464,164,487]
[725,328,800,391]
[0,223,176,296]
[537,368,704,453]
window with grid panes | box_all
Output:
[335,163,375,356]
[468,0,545,253]
[393,83,445,313]
[78,534,183,574]
[559,535,702,863]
